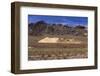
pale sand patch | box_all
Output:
[38,37,59,43]
[38,37,81,44]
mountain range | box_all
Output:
[28,21,87,36]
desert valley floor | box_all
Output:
[28,35,88,60]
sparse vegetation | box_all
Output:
[28,47,87,60]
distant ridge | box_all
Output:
[28,21,87,36]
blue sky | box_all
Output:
[28,15,88,26]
